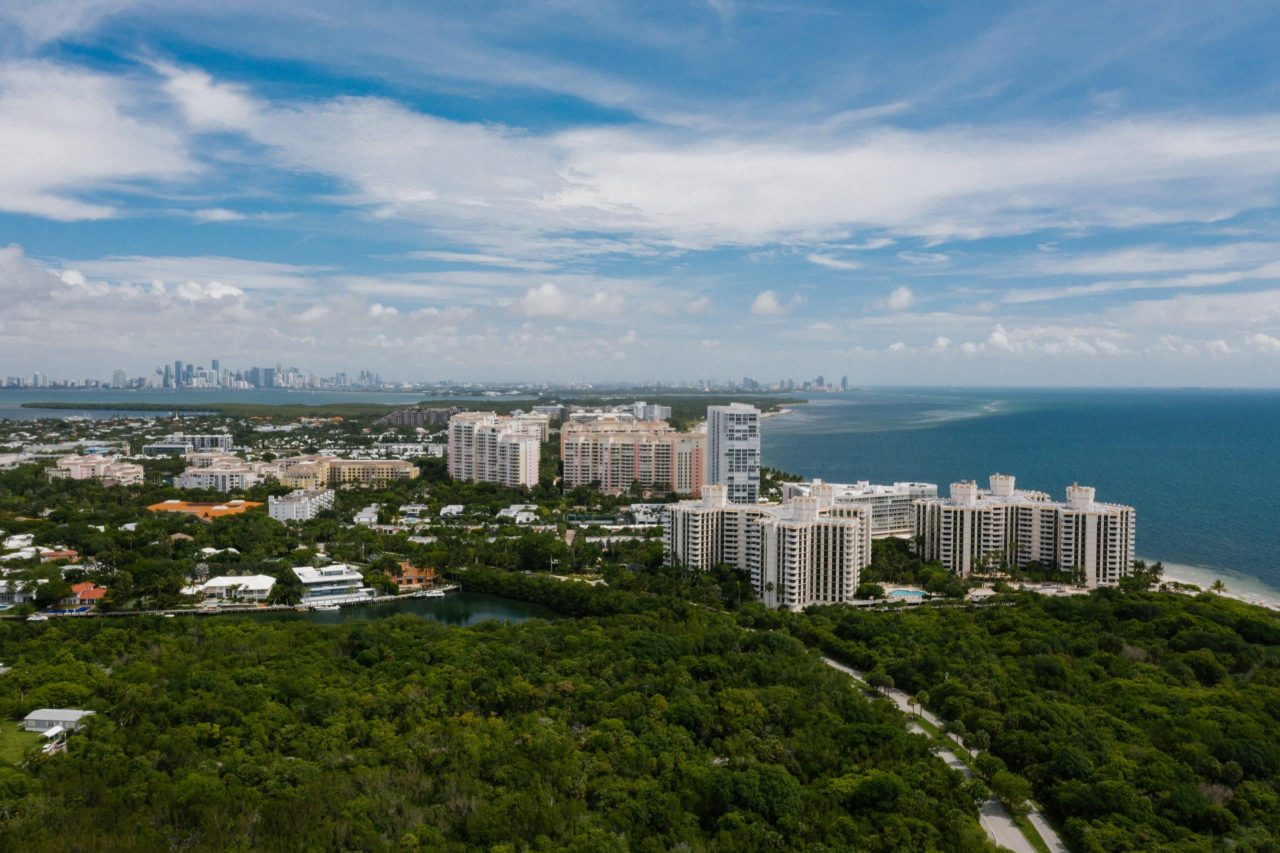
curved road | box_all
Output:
[821,656,1068,853]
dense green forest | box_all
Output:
[0,599,992,852]
[744,591,1280,852]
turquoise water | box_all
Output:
[764,388,1280,596]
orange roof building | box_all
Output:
[395,561,438,591]
[147,499,263,520]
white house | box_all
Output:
[353,504,380,525]
[440,504,464,517]
[201,574,276,602]
[292,564,372,604]
[23,708,94,733]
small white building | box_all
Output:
[201,574,276,602]
[353,504,380,526]
[440,504,464,517]
[292,564,372,604]
[23,708,94,733]
[269,488,335,522]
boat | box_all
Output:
[423,589,446,599]
[311,604,341,612]
[26,613,49,622]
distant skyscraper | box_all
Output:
[706,403,761,504]
[211,359,220,372]
[174,360,184,388]
[840,375,849,391]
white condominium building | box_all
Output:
[561,420,705,496]
[632,401,672,422]
[664,483,872,610]
[782,480,938,537]
[913,473,1135,587]
[268,488,335,522]
[142,433,233,456]
[706,403,761,504]
[447,412,541,488]
[46,454,144,486]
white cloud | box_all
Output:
[886,286,914,311]
[898,250,950,265]
[0,61,194,220]
[686,295,712,315]
[148,62,1280,254]
[805,253,863,270]
[1246,332,1280,352]
[750,289,802,316]
[193,208,247,223]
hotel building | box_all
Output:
[782,480,938,537]
[664,483,872,610]
[706,403,761,504]
[446,412,542,488]
[912,473,1135,587]
[561,420,705,496]
[275,455,419,488]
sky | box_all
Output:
[2,0,1280,386]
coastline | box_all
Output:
[1154,559,1280,613]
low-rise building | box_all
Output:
[23,709,94,733]
[63,582,106,609]
[353,504,380,525]
[292,564,372,604]
[394,561,437,591]
[147,499,262,520]
[46,454,144,486]
[277,455,418,487]
[201,574,276,602]
[268,488,335,522]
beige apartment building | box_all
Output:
[561,420,705,496]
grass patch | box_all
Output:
[1012,812,1053,853]
[0,724,41,765]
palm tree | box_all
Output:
[1210,579,1227,594]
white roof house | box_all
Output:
[353,504,380,525]
[201,574,276,601]
[440,504,464,517]
[24,708,94,732]
[292,564,372,604]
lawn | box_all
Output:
[0,724,41,764]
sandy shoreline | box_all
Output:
[1154,560,1280,613]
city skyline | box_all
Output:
[3,3,1280,385]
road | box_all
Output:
[821,655,1068,853]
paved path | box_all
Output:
[821,655,1062,853]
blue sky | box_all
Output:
[3,0,1280,385]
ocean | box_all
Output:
[764,388,1280,605]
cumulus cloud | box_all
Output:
[886,286,914,311]
[1247,332,1280,352]
[750,290,802,316]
